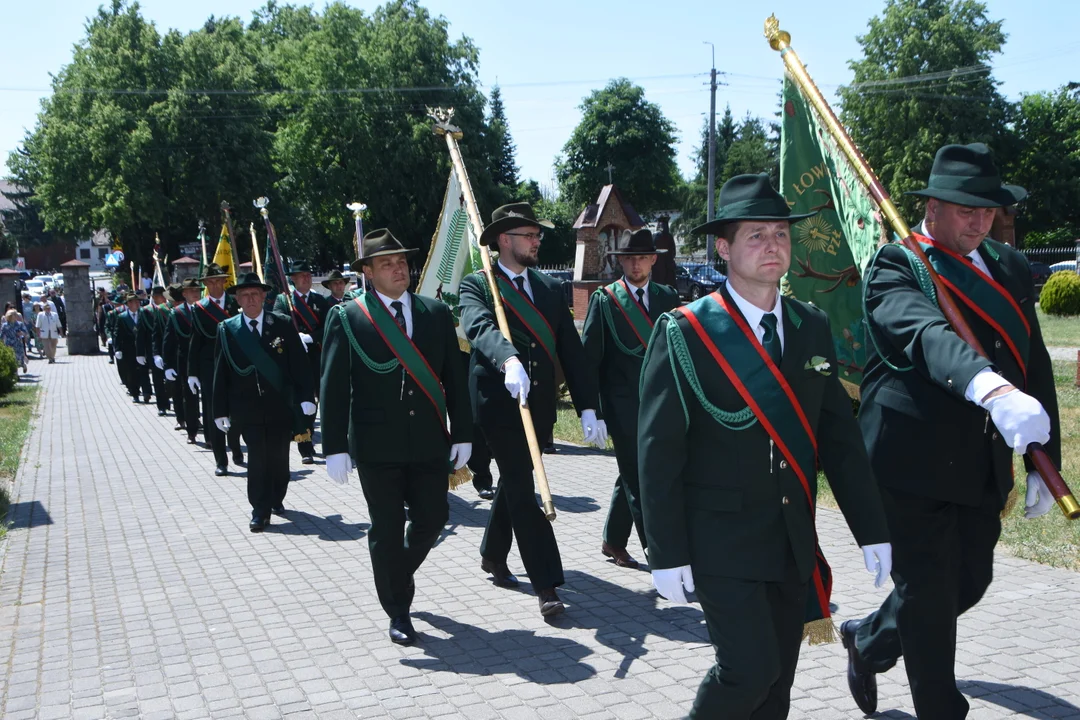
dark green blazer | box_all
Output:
[163,304,194,375]
[581,280,681,439]
[187,296,239,380]
[212,311,313,428]
[459,267,599,430]
[859,226,1061,507]
[638,284,889,583]
[274,290,331,343]
[136,303,169,359]
[112,309,142,358]
[320,292,472,463]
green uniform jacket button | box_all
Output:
[782,496,790,505]
[532,380,538,386]
[409,410,415,416]
[531,342,536,348]
[408,389,414,396]
[947,378,954,387]
[780,460,788,470]
[995,340,1003,349]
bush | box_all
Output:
[0,344,17,397]
[1040,271,1080,316]
[1023,227,1077,249]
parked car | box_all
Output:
[674,263,727,300]
[25,279,46,300]
[1030,261,1052,287]
[1050,260,1078,274]
[51,273,65,288]
[39,275,55,289]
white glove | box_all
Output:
[106,337,112,346]
[502,357,530,407]
[652,565,695,604]
[188,376,201,394]
[326,452,351,485]
[164,369,177,382]
[154,356,164,370]
[449,443,472,470]
[136,356,146,365]
[298,332,314,353]
[861,543,892,588]
[114,351,123,360]
[984,389,1051,451]
[580,410,607,449]
[214,417,230,432]
[301,401,317,416]
[1024,471,1055,519]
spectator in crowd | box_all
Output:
[1,309,28,373]
[35,302,62,364]
[49,289,67,336]
[28,302,43,357]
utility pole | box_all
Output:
[704,41,717,267]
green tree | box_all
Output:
[838,0,1011,221]
[489,85,519,197]
[723,113,776,181]
[1008,87,1080,240]
[555,78,681,217]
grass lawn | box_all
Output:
[0,381,40,542]
[553,399,613,451]
[1035,307,1080,348]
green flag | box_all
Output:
[780,74,883,396]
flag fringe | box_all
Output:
[449,466,473,491]
[802,617,837,645]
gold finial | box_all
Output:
[346,202,367,218]
[764,15,791,51]
[253,196,270,218]
[428,106,463,138]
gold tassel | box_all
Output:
[449,466,473,490]
[1001,484,1019,520]
[293,430,312,443]
[802,618,837,645]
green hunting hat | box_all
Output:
[151,285,166,295]
[693,174,815,235]
[608,227,668,256]
[226,271,273,295]
[351,229,417,269]
[906,143,1026,208]
[167,284,184,303]
[122,292,141,304]
[286,261,315,275]
[478,202,555,247]
[178,277,201,290]
[321,269,348,288]
[200,263,230,281]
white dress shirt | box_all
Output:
[623,276,649,311]
[376,290,413,338]
[208,294,227,312]
[244,310,265,336]
[498,260,534,301]
[726,282,784,354]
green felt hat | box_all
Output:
[478,202,555,247]
[321,269,348,288]
[905,143,1026,208]
[608,228,668,256]
[227,272,273,294]
[286,260,315,275]
[692,174,815,235]
[199,263,230,281]
[351,229,417,270]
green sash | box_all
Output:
[915,234,1030,378]
[354,293,448,432]
[602,279,654,349]
[487,270,556,362]
[169,306,193,339]
[677,292,834,639]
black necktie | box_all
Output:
[760,314,781,365]
[391,301,407,334]
[249,318,259,336]
[514,276,527,297]
[635,287,646,310]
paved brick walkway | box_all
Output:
[2,348,1079,719]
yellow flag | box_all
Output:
[213,224,238,290]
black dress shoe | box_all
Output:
[480,558,519,588]
[143,396,153,404]
[187,436,198,445]
[388,616,417,645]
[215,465,228,477]
[131,397,139,404]
[249,514,269,533]
[158,409,167,417]
[270,505,285,516]
[841,619,878,716]
[477,488,495,500]
[174,422,184,431]
[537,588,565,617]
[301,455,314,465]
[232,451,245,466]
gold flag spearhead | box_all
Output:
[764,15,791,51]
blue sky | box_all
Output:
[1,0,1075,189]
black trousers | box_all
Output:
[480,423,564,590]
[691,563,808,720]
[243,423,292,518]
[356,459,449,619]
[296,346,320,459]
[468,421,493,491]
[150,365,169,411]
[854,485,1001,720]
[198,370,243,466]
[175,367,200,439]
[602,429,647,551]
[122,359,151,400]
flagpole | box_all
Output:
[429,107,558,522]
[764,15,1078,520]
[221,201,243,283]
[346,202,368,293]
[254,197,300,333]
[152,233,165,288]
[199,221,208,267]
[249,223,265,283]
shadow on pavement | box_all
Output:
[263,510,368,541]
[960,679,1080,717]
[6,500,53,530]
[402,611,597,684]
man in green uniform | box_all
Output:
[188,264,245,476]
[841,143,1060,719]
[213,272,316,532]
[274,261,329,464]
[459,202,603,617]
[136,285,171,417]
[639,174,892,719]
[321,269,350,307]
[165,279,203,443]
[113,292,152,403]
[321,229,472,645]
[582,227,681,569]
[105,298,124,380]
